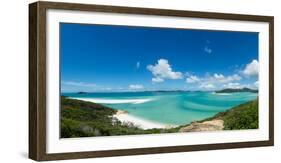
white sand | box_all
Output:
[72,97,175,129]
[113,110,175,129]
[71,97,153,104]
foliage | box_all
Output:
[60,97,178,138]
[222,99,258,130]
[189,98,258,130]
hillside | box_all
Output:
[60,97,177,138]
[215,87,258,93]
[180,98,258,132]
[215,98,258,130]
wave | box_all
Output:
[71,97,153,104]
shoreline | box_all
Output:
[68,97,256,132]
[113,110,224,131]
[72,97,223,130]
[113,110,176,130]
[71,97,153,104]
[70,97,175,129]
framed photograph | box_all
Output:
[29,1,274,161]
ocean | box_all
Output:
[62,91,258,126]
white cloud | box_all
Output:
[147,59,183,83]
[194,73,241,85]
[152,77,164,83]
[204,46,212,54]
[199,83,215,90]
[213,73,223,79]
[136,62,140,69]
[61,81,96,87]
[204,40,212,54]
[254,81,259,87]
[129,84,144,90]
[186,73,242,90]
[102,87,112,91]
[222,81,259,90]
[186,75,200,83]
[241,59,259,77]
[223,82,243,89]
[212,73,241,83]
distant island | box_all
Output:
[215,87,258,93]
[74,88,258,94]
[77,92,88,94]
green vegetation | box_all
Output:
[221,99,258,130]
[61,96,258,138]
[200,98,258,130]
[215,87,258,93]
[61,97,178,138]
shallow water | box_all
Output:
[62,91,258,125]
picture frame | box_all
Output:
[29,1,274,161]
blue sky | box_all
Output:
[60,23,259,92]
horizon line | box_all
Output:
[61,87,259,94]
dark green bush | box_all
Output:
[222,99,258,130]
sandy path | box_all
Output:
[179,119,224,132]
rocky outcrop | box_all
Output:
[179,119,224,132]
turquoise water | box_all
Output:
[62,91,258,125]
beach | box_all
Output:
[72,97,153,104]
[113,110,175,129]
[71,97,172,129]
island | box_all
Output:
[215,87,258,93]
[77,92,88,94]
